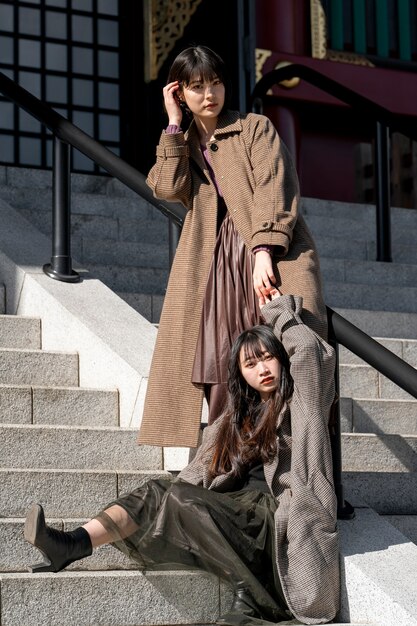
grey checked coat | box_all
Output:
[179,295,339,624]
[139,110,327,448]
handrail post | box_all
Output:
[168,218,181,268]
[43,137,80,282]
[328,325,355,520]
[374,121,392,262]
[252,96,263,115]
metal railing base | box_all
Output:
[43,263,80,283]
[337,499,355,520]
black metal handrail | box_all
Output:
[0,70,185,280]
[326,306,417,519]
[251,63,417,264]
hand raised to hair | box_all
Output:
[163,81,183,127]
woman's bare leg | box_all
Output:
[83,504,139,548]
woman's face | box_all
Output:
[239,342,281,401]
[181,74,225,123]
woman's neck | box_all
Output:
[194,117,218,145]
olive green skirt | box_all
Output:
[96,478,293,624]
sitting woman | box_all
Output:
[24,291,339,626]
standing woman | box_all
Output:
[24,292,339,625]
[139,45,327,449]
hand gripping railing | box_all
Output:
[251,63,417,264]
[0,70,185,281]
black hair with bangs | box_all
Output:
[167,45,232,109]
[209,324,294,477]
[229,325,292,408]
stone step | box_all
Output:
[321,257,417,289]
[0,284,4,314]
[24,207,120,241]
[7,177,417,259]
[0,424,161,471]
[4,516,403,626]
[383,514,417,544]
[341,397,417,435]
[342,433,417,472]
[86,263,168,294]
[325,281,417,314]
[304,212,417,247]
[300,197,417,230]
[5,177,417,232]
[0,384,119,426]
[0,348,78,386]
[338,506,417,626]
[18,207,169,246]
[0,186,160,222]
[83,246,417,287]
[99,268,417,308]
[117,291,164,324]
[2,167,163,205]
[3,167,106,193]
[339,337,417,407]
[0,570,222,626]
[315,233,417,264]
[339,337,417,366]
[343,471,417,514]
[0,517,132,572]
[2,432,415,507]
[0,315,41,349]
[340,363,416,402]
[0,468,169,518]
[16,194,417,262]
[334,307,417,340]
[81,238,169,269]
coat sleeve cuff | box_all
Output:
[156,130,189,158]
[261,295,304,334]
[251,230,290,255]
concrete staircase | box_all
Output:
[0,167,169,323]
[299,200,417,542]
[0,166,417,624]
[0,314,377,624]
[0,311,231,625]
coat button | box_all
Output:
[262,221,269,227]
[210,144,218,152]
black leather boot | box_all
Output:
[217,588,263,625]
[229,589,262,617]
[24,503,93,573]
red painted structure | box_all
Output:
[255,0,417,203]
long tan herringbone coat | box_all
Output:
[138,110,327,448]
[179,295,340,625]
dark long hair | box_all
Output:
[209,325,294,477]
[167,45,232,111]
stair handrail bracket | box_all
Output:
[251,63,417,265]
[0,70,185,280]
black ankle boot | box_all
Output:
[24,503,93,573]
[217,588,262,625]
[229,589,261,617]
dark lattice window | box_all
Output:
[0,0,120,172]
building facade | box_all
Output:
[0,0,416,205]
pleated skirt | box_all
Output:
[192,212,262,385]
